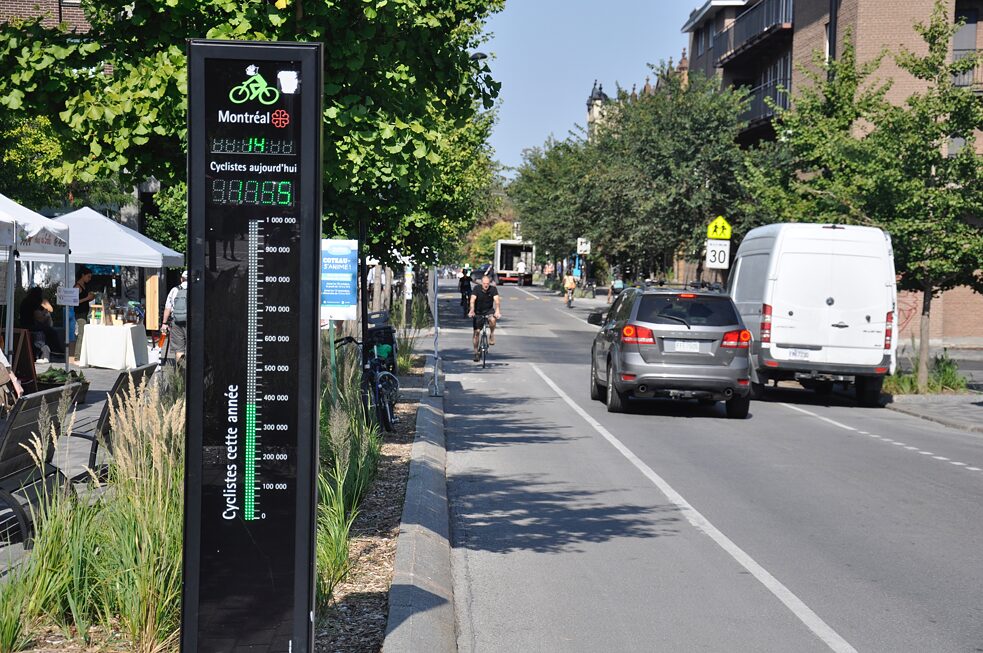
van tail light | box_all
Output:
[621,324,655,345]
[760,304,772,343]
[721,329,752,349]
[884,311,894,350]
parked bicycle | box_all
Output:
[335,336,399,432]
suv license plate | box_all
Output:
[788,349,811,360]
[673,341,701,353]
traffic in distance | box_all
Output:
[477,222,898,416]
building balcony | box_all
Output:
[714,0,793,67]
[953,49,983,91]
[740,78,790,126]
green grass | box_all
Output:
[884,350,969,395]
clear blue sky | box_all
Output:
[483,0,695,174]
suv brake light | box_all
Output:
[721,329,752,349]
[622,324,655,345]
[884,311,894,350]
[760,304,772,344]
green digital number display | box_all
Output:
[210,178,294,207]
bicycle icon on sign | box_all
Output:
[229,65,280,105]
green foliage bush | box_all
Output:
[883,350,968,395]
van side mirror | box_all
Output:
[587,311,604,326]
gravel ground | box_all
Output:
[314,360,424,653]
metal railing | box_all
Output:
[714,0,793,62]
[953,49,983,89]
[740,78,791,124]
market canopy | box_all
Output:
[0,193,69,254]
[19,207,183,268]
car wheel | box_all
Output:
[726,395,750,419]
[589,355,604,401]
[855,375,884,408]
[606,365,626,413]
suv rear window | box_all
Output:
[636,295,739,327]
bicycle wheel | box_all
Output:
[258,86,280,105]
[377,372,400,432]
[229,85,249,103]
[480,331,488,368]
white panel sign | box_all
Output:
[57,285,80,306]
[705,239,730,270]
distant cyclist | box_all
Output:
[458,267,473,308]
[563,271,577,307]
[468,275,501,361]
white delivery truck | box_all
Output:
[494,240,535,286]
[728,223,897,406]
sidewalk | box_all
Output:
[886,393,983,434]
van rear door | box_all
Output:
[770,252,832,364]
[825,254,891,366]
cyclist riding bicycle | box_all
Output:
[468,275,501,362]
[563,271,577,305]
[458,267,473,307]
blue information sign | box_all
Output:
[320,239,358,322]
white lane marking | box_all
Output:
[780,404,856,432]
[532,364,857,653]
[554,307,593,326]
[514,286,541,300]
[968,467,982,472]
[780,406,982,474]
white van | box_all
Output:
[728,223,897,406]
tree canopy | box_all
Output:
[0,0,504,262]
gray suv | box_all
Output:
[588,288,752,418]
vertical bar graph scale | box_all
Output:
[244,220,261,520]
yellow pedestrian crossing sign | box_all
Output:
[707,216,732,240]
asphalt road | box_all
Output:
[440,281,983,653]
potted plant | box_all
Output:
[35,368,89,403]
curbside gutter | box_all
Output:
[383,355,456,652]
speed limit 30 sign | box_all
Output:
[705,239,730,270]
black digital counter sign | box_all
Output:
[183,40,322,653]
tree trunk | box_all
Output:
[382,267,392,310]
[917,288,932,391]
[372,266,382,312]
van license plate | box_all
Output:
[673,341,701,353]
[788,349,811,360]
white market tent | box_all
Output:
[0,193,71,367]
[19,207,183,268]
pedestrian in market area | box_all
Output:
[73,267,95,359]
[161,270,189,364]
[18,287,65,361]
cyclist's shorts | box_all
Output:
[473,311,494,331]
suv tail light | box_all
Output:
[884,311,894,350]
[621,324,655,345]
[760,304,772,343]
[721,329,752,349]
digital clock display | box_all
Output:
[210,178,294,207]
[211,137,295,155]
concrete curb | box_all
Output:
[383,355,455,653]
[886,403,983,434]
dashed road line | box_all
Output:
[779,405,980,475]
[533,363,858,653]
[513,286,542,300]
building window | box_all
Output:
[61,0,81,5]
[697,26,706,56]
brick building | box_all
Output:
[0,0,88,31]
[683,0,983,348]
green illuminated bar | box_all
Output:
[244,403,256,519]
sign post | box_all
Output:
[184,40,323,653]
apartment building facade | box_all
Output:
[0,0,88,31]
[683,0,983,347]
